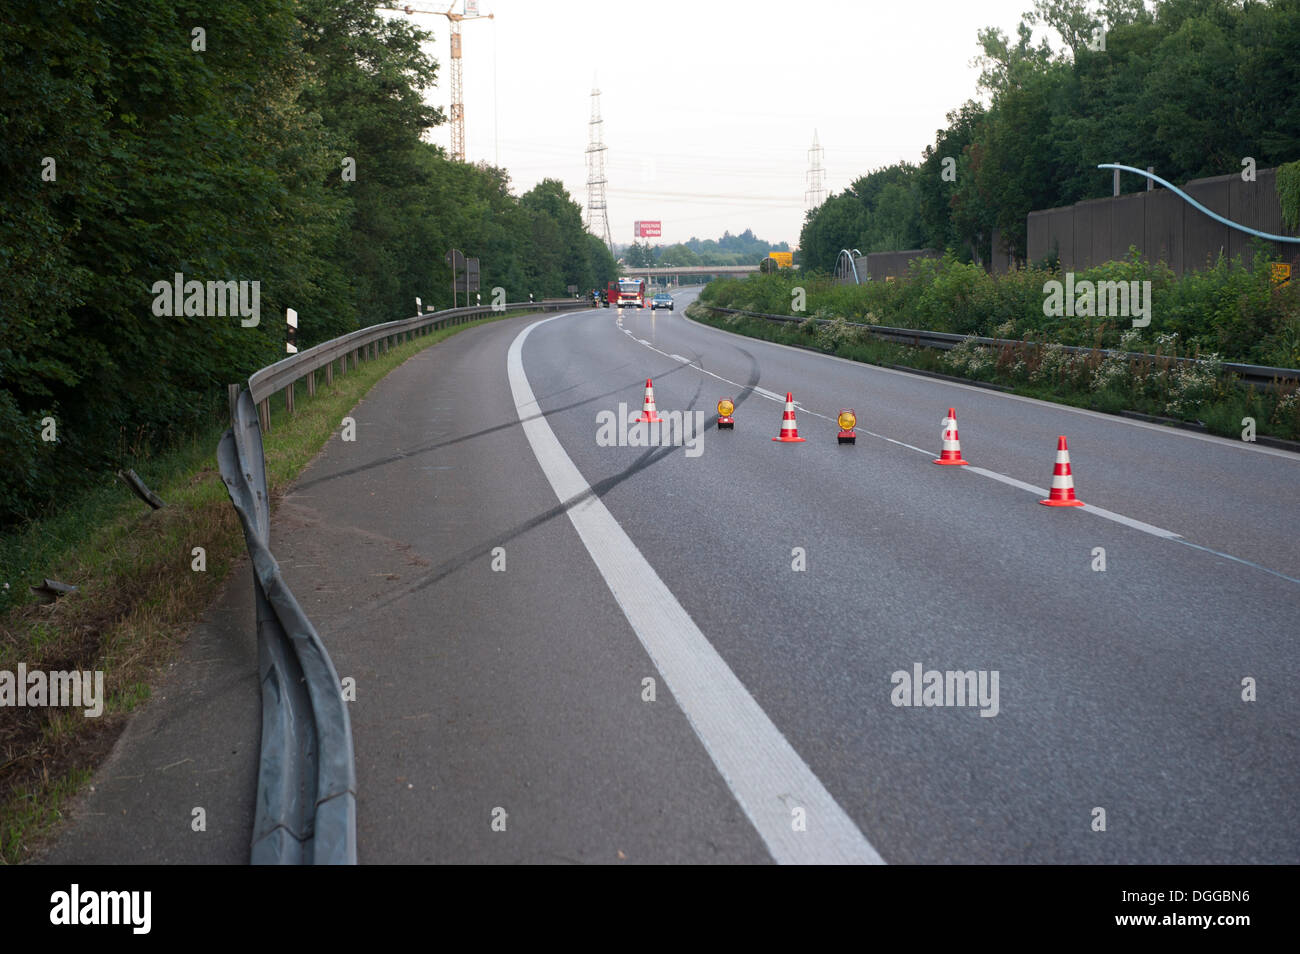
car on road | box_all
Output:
[650,293,674,311]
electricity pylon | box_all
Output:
[585,84,613,252]
[806,130,826,209]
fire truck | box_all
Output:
[608,277,646,308]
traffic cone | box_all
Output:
[634,378,662,423]
[933,407,969,465]
[771,392,806,442]
[1039,435,1084,507]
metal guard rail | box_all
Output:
[219,298,585,863]
[700,305,1300,389]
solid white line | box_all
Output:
[508,315,884,865]
[965,466,1048,497]
[1082,503,1183,538]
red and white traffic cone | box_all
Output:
[771,392,806,443]
[634,378,662,423]
[1039,435,1084,507]
[933,407,969,465]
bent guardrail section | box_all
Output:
[699,305,1300,389]
[219,390,356,863]
[220,298,585,864]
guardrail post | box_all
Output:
[325,361,333,386]
[285,382,295,417]
[307,368,316,398]
[259,397,270,434]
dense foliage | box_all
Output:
[0,0,616,526]
[622,229,790,267]
[798,0,1300,271]
[700,250,1300,368]
[692,301,1300,441]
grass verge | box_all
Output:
[0,308,534,863]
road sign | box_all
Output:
[634,220,662,238]
[458,257,480,293]
[1271,262,1291,284]
[768,251,793,269]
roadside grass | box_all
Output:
[685,302,1300,443]
[0,309,532,863]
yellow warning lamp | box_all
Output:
[717,398,735,429]
[837,409,857,444]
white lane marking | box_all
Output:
[1080,503,1183,539]
[964,466,1048,497]
[625,300,1299,583]
[509,315,884,865]
[636,338,651,346]
[751,386,786,402]
[967,467,1176,536]
[669,354,691,364]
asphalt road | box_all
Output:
[44,287,1300,864]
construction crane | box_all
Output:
[401,3,494,162]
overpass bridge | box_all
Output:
[623,264,759,287]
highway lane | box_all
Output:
[515,288,1298,863]
[228,288,1298,864]
[271,315,770,863]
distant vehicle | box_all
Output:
[614,277,646,308]
[605,280,618,307]
[650,293,673,311]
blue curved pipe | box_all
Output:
[1099,163,1300,244]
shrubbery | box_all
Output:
[695,261,1300,441]
[700,250,1300,368]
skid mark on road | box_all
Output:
[510,314,884,865]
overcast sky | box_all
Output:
[390,0,1049,248]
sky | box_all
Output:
[387,0,1050,249]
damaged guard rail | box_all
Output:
[218,298,585,863]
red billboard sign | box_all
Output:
[634,220,662,238]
